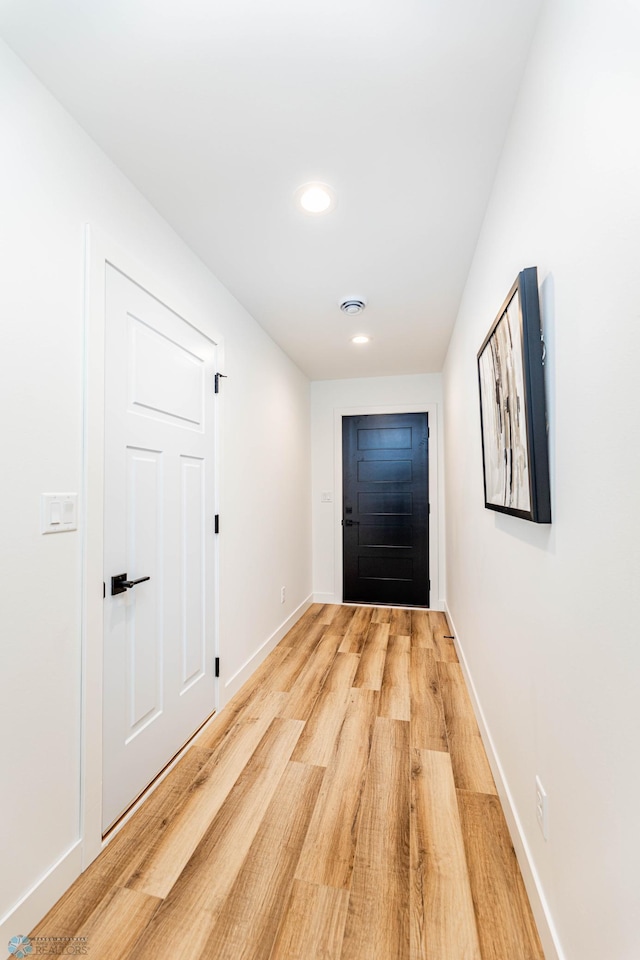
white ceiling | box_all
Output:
[0,0,542,380]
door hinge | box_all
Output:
[214,657,220,678]
[214,372,227,394]
[214,514,220,534]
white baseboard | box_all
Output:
[221,594,314,703]
[0,841,83,946]
[444,602,565,960]
[313,592,336,604]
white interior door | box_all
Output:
[103,264,218,832]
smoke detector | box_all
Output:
[340,298,366,316]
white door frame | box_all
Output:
[81,225,224,866]
[333,403,442,609]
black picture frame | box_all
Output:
[477,266,551,523]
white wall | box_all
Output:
[311,374,444,607]
[443,1,640,957]
[0,38,311,940]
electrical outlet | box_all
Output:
[280,586,286,604]
[535,775,549,840]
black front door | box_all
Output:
[342,412,429,607]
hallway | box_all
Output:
[31,604,543,960]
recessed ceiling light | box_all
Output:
[351,335,370,344]
[295,181,336,214]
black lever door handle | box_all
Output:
[111,573,151,596]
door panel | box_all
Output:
[357,459,413,483]
[129,315,205,427]
[358,556,414,580]
[103,265,217,832]
[358,491,413,515]
[126,446,162,732]
[180,455,206,689]
[343,412,429,607]
[356,426,412,450]
[358,520,412,548]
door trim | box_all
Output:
[81,225,224,867]
[332,403,442,609]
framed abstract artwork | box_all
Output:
[477,266,551,523]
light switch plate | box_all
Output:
[41,493,78,534]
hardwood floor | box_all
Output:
[30,604,545,960]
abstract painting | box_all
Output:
[477,267,551,523]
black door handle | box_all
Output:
[111,573,151,596]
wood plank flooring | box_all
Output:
[29,604,544,960]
